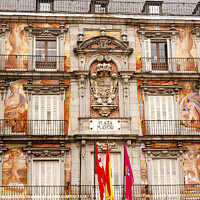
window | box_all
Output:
[35,39,57,70]
[148,96,174,120]
[148,96,176,135]
[36,0,54,11]
[90,0,109,14]
[144,39,171,72]
[32,160,60,196]
[92,152,121,185]
[32,95,60,135]
[142,1,163,14]
[152,159,179,185]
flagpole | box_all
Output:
[123,136,125,200]
[94,136,96,200]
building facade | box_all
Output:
[0,0,200,199]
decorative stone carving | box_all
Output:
[137,27,180,40]
[97,141,116,151]
[0,83,9,101]
[90,63,118,117]
[74,35,133,56]
[0,23,10,38]
[143,148,187,158]
[25,24,68,38]
[23,84,69,101]
[23,147,69,162]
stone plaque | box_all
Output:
[90,119,121,131]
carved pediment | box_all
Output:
[23,84,68,94]
[23,84,69,101]
[139,85,182,95]
[137,29,180,39]
[143,148,187,158]
[25,24,68,37]
[74,35,133,55]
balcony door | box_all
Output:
[144,39,171,72]
[34,39,58,71]
[32,160,60,197]
[148,96,176,135]
[32,95,60,135]
[151,159,180,199]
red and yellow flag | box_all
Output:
[105,143,113,200]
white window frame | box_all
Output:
[33,37,59,71]
[144,38,171,73]
[143,148,186,199]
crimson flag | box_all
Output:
[95,140,105,200]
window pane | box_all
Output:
[149,5,159,14]
[36,40,45,49]
[48,41,57,50]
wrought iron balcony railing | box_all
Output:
[142,120,200,136]
[140,57,200,73]
[0,55,66,71]
[0,119,67,136]
[0,0,200,16]
[1,184,200,199]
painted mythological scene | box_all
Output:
[3,79,70,135]
[2,145,27,194]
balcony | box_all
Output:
[1,185,200,199]
[142,120,200,135]
[140,57,200,73]
[0,55,66,71]
[0,0,200,16]
[0,119,67,136]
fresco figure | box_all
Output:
[179,27,195,71]
[4,82,26,133]
[186,148,200,184]
[8,24,26,69]
[180,83,200,128]
[6,149,22,185]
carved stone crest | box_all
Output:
[90,63,118,117]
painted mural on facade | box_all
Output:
[4,79,70,135]
[137,80,200,135]
[180,82,200,132]
[5,23,70,71]
[176,27,197,72]
[135,26,198,72]
[4,80,27,134]
[184,143,200,184]
[6,23,28,70]
[140,143,148,184]
[2,144,27,192]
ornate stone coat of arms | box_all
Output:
[90,63,118,117]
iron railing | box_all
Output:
[140,57,200,73]
[0,0,200,16]
[0,119,67,135]
[142,120,200,135]
[0,55,66,71]
[1,185,200,199]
